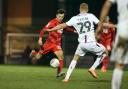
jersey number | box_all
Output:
[77,21,91,34]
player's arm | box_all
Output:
[96,0,112,34]
[38,28,45,46]
[96,22,116,38]
[100,0,112,23]
[64,26,77,33]
[46,17,75,32]
[38,21,55,45]
[46,23,68,32]
[103,23,117,28]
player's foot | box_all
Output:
[29,50,36,58]
[62,79,68,83]
[56,73,65,78]
[101,66,107,72]
[88,68,98,79]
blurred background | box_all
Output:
[0,0,117,67]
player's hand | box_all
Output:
[38,38,43,45]
[96,23,103,38]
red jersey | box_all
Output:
[40,18,63,45]
[39,18,75,46]
[99,26,115,51]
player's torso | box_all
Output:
[73,13,97,43]
[45,19,63,45]
[100,28,113,44]
[48,30,63,44]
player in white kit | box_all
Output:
[45,3,115,82]
[97,0,128,89]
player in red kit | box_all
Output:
[30,9,76,77]
[99,16,115,72]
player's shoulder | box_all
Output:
[49,18,58,24]
[48,18,59,26]
[45,18,58,28]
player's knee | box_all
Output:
[58,55,64,60]
[57,52,64,60]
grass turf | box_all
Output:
[0,65,128,89]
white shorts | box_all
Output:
[110,20,128,64]
[118,20,128,39]
[75,42,106,56]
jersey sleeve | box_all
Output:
[39,30,44,38]
[45,21,55,29]
[39,21,54,38]
[91,14,99,24]
[66,17,75,26]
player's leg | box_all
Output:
[101,44,111,72]
[112,62,124,89]
[88,42,107,78]
[62,54,80,82]
[31,51,43,64]
[88,52,106,78]
[35,51,43,59]
[101,52,110,72]
[54,49,65,77]
[29,49,36,58]
[29,44,44,64]
[62,43,85,82]
[111,20,128,89]
[31,42,54,64]
[29,49,42,64]
[111,36,128,89]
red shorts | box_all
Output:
[100,42,112,51]
[40,41,62,54]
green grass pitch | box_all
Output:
[0,65,128,89]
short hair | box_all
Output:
[57,9,65,14]
[80,3,88,11]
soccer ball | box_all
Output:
[50,58,59,68]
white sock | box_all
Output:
[65,60,77,80]
[112,68,123,89]
[91,54,106,70]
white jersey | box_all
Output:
[66,13,99,43]
[109,0,128,22]
[109,0,128,39]
[109,0,128,64]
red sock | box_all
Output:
[57,59,64,74]
[102,56,109,69]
